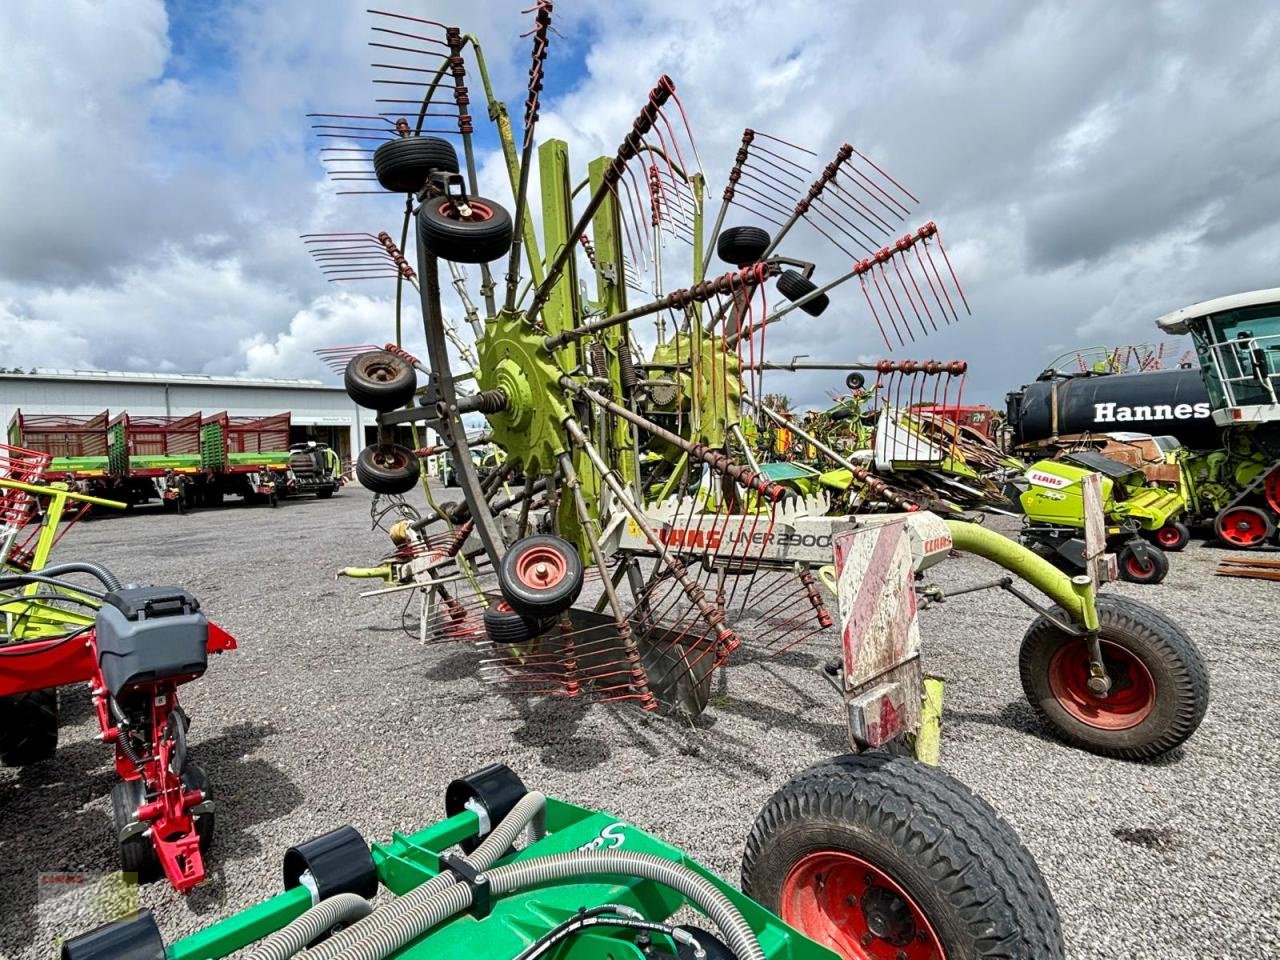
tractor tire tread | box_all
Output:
[742,752,1063,959]
[1019,594,1208,760]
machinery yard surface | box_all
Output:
[2,488,1277,960]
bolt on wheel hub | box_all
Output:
[780,851,945,959]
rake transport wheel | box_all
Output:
[1019,594,1209,760]
[0,688,58,766]
[417,196,514,264]
[1214,504,1274,549]
[482,601,548,646]
[1147,520,1190,552]
[498,535,585,617]
[356,443,420,495]
[743,753,1064,960]
[344,349,417,412]
[373,135,460,193]
[776,269,830,317]
[716,225,771,266]
[1116,542,1169,585]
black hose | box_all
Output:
[0,573,108,600]
[24,560,123,592]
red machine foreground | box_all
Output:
[0,577,236,892]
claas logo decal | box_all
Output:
[657,526,833,549]
[658,527,723,549]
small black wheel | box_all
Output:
[182,762,215,850]
[1145,520,1189,552]
[483,601,548,646]
[111,778,159,881]
[776,269,829,316]
[716,225,770,266]
[0,688,58,766]
[1117,542,1168,584]
[417,195,513,264]
[1214,504,1274,549]
[356,444,420,495]
[373,135,459,193]
[1019,593,1209,760]
[497,535,585,617]
[344,349,417,413]
[742,753,1064,960]
[845,371,866,391]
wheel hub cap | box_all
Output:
[779,851,945,959]
[1047,638,1156,730]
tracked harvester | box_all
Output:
[1155,288,1280,547]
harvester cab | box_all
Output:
[1157,288,1280,546]
[1158,289,1280,425]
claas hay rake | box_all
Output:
[313,4,1207,769]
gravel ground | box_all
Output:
[2,486,1278,959]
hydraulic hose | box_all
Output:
[246,894,373,960]
[23,560,123,592]
[322,849,763,960]
[303,791,548,960]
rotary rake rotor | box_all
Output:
[318,3,972,717]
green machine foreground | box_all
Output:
[62,760,1063,960]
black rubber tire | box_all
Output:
[0,688,58,766]
[716,225,771,266]
[742,752,1064,960]
[344,350,417,413]
[182,762,215,850]
[111,778,160,881]
[1117,542,1169,584]
[373,135,459,193]
[417,195,513,264]
[1019,593,1209,760]
[776,269,830,316]
[845,371,866,391]
[498,535,585,617]
[316,486,335,499]
[482,602,549,646]
[1145,520,1189,552]
[356,444,420,496]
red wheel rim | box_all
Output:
[1265,467,1280,513]
[1047,639,1155,730]
[1155,526,1181,548]
[437,199,494,223]
[514,545,568,591]
[779,851,945,959]
[1218,507,1269,547]
[374,447,409,469]
[360,356,402,383]
[1123,552,1156,579]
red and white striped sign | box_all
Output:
[832,519,923,747]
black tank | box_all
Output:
[1006,368,1219,450]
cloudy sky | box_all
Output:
[2,0,1277,408]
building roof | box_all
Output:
[1155,288,1280,334]
[0,368,343,391]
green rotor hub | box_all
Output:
[475,313,571,475]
